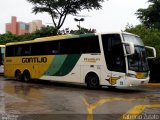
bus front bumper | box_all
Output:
[126,77,150,86]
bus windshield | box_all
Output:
[123,34,149,72]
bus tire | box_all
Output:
[85,72,100,89]
[22,70,30,82]
[15,70,22,81]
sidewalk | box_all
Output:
[144,83,160,86]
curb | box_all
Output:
[144,83,160,86]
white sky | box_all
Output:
[0,0,149,34]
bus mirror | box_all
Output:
[123,41,135,56]
[145,46,156,59]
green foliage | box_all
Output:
[0,26,57,44]
[70,26,96,34]
[34,26,57,37]
[0,32,18,44]
[136,0,160,29]
[26,0,104,32]
[17,33,38,42]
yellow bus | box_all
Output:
[4,32,156,89]
[0,45,5,74]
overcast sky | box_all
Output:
[0,0,149,34]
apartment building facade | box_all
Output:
[6,16,43,35]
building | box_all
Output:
[6,16,43,35]
[29,20,44,33]
[17,22,29,35]
[6,16,29,35]
[6,16,17,34]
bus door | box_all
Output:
[102,34,126,86]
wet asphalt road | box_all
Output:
[0,76,160,120]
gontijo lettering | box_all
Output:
[22,57,47,63]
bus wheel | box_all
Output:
[15,70,22,81]
[85,73,100,89]
[22,70,30,82]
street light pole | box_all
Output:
[74,18,84,30]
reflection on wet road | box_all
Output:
[0,76,160,120]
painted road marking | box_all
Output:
[81,96,160,120]
[81,96,135,120]
[119,104,160,120]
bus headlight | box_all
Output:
[136,72,149,79]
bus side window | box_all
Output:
[17,47,22,56]
[48,41,60,55]
[23,45,31,56]
[52,49,59,54]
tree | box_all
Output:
[26,0,104,33]
[70,26,96,34]
[0,26,58,44]
[0,32,18,44]
[136,0,160,29]
[34,26,57,37]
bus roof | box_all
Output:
[0,45,5,47]
[6,33,97,46]
[5,32,137,46]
